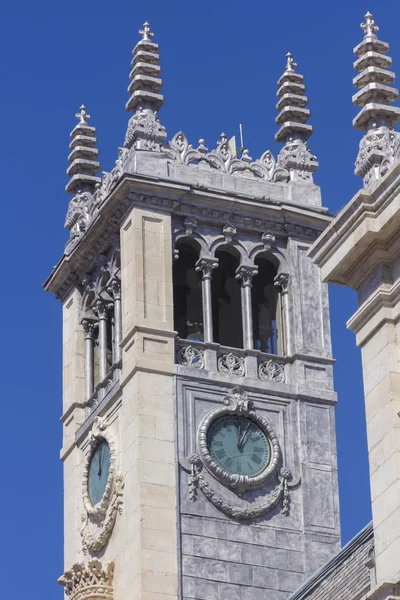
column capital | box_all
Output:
[274,272,289,293]
[107,278,121,300]
[196,257,218,279]
[82,318,97,340]
[236,265,258,287]
[94,299,108,320]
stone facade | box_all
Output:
[43,17,362,600]
[308,15,400,599]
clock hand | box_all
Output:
[238,423,251,449]
[98,449,102,477]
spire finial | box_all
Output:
[285,52,297,73]
[139,21,154,41]
[75,105,90,124]
[361,12,379,39]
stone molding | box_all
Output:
[81,417,124,553]
[309,162,400,289]
[44,174,331,302]
[58,559,114,600]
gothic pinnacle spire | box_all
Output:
[353,11,400,188]
[275,53,318,182]
[66,105,101,195]
[124,21,167,150]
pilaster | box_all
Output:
[310,163,400,591]
[118,204,178,600]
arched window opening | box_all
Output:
[212,249,243,348]
[173,241,203,340]
[252,257,282,355]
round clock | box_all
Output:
[88,439,111,505]
[197,390,281,493]
[207,415,271,477]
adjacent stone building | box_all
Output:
[44,11,400,600]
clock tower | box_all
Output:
[45,24,341,600]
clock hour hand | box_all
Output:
[98,449,102,477]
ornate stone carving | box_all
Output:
[53,190,321,302]
[236,265,258,287]
[222,223,237,244]
[58,559,114,600]
[184,216,197,236]
[277,139,318,183]
[165,131,289,182]
[177,345,205,369]
[274,272,289,293]
[195,257,218,280]
[262,231,276,251]
[218,353,245,377]
[81,417,124,553]
[124,109,167,151]
[355,126,400,190]
[189,460,292,519]
[259,359,286,383]
[188,388,292,515]
[82,319,97,340]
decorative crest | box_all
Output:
[139,21,154,41]
[285,52,297,72]
[75,104,90,124]
[361,11,379,39]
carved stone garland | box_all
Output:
[58,559,114,600]
[188,388,292,519]
[81,417,124,553]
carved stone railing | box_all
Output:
[176,339,287,383]
[85,361,121,417]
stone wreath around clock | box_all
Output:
[197,387,280,493]
[81,416,124,553]
[188,388,292,519]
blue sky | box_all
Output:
[2,0,398,597]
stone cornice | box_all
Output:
[347,277,400,345]
[309,162,400,289]
[44,173,333,301]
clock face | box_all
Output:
[88,440,110,505]
[207,415,271,477]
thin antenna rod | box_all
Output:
[239,122,244,150]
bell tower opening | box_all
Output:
[252,256,281,355]
[212,247,243,349]
[173,240,203,341]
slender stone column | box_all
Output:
[236,266,258,350]
[275,273,290,356]
[107,279,122,363]
[82,319,96,400]
[196,258,218,343]
[95,300,108,381]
